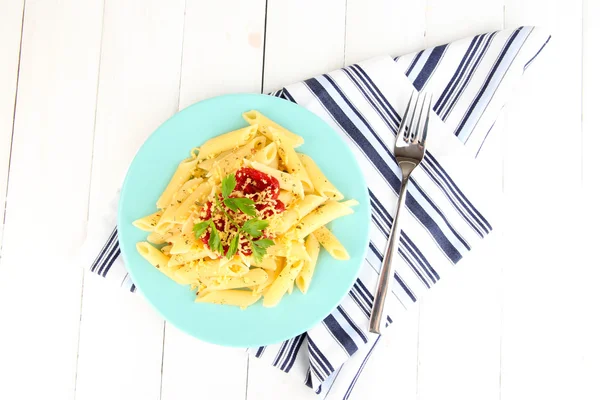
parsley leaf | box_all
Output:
[242,219,269,238]
[233,197,256,216]
[193,221,210,239]
[226,233,239,259]
[223,197,238,212]
[251,239,275,263]
[253,238,275,248]
[208,220,223,254]
[221,174,236,199]
[251,242,267,263]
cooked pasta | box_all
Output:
[133,111,357,308]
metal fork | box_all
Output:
[369,91,432,334]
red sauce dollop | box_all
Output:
[197,168,284,256]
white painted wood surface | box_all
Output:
[1,1,598,399]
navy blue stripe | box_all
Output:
[321,75,397,166]
[434,35,482,113]
[337,306,368,344]
[355,279,374,302]
[97,240,119,277]
[420,161,485,237]
[393,271,417,302]
[369,242,383,262]
[341,67,397,133]
[413,45,447,90]
[524,32,550,70]
[475,120,496,158]
[406,50,424,76]
[343,336,382,400]
[348,289,370,318]
[304,368,313,389]
[307,336,334,374]
[369,191,436,286]
[273,340,290,368]
[410,178,471,251]
[282,333,306,372]
[306,75,467,263]
[405,192,462,263]
[354,65,401,124]
[442,32,498,121]
[304,77,400,189]
[102,248,121,278]
[369,244,417,301]
[396,238,432,288]
[323,314,359,355]
[354,280,374,310]
[282,88,297,103]
[455,28,522,135]
[130,284,136,293]
[256,346,265,358]
[369,189,392,224]
[91,227,117,273]
[402,232,440,281]
[425,152,492,231]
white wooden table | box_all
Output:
[1,1,598,399]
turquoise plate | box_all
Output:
[118,93,370,348]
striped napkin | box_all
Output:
[81,26,550,399]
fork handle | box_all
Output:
[369,176,409,334]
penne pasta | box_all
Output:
[208,136,266,179]
[271,194,326,235]
[267,240,311,261]
[269,127,313,192]
[313,226,349,260]
[251,142,278,166]
[296,233,320,293]
[242,110,304,147]
[133,111,355,309]
[292,200,354,239]
[203,268,269,291]
[298,153,344,200]
[195,290,261,309]
[263,259,304,307]
[133,211,163,232]
[197,125,258,159]
[136,242,182,283]
[156,157,198,209]
[247,160,304,199]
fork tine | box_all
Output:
[419,93,432,146]
[407,91,422,142]
[395,92,414,147]
[413,93,427,144]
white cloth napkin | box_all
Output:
[80,26,550,399]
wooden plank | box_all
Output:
[425,0,504,46]
[342,2,426,399]
[345,0,426,64]
[157,2,266,399]
[347,309,420,400]
[0,1,104,399]
[262,0,346,93]
[75,277,165,400]
[245,1,345,398]
[416,4,504,400]
[0,0,24,245]
[581,9,600,393]
[177,0,267,110]
[502,2,590,399]
[161,327,249,400]
[583,0,600,203]
[75,1,186,399]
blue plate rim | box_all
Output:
[117,93,371,347]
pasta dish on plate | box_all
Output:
[132,110,357,308]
